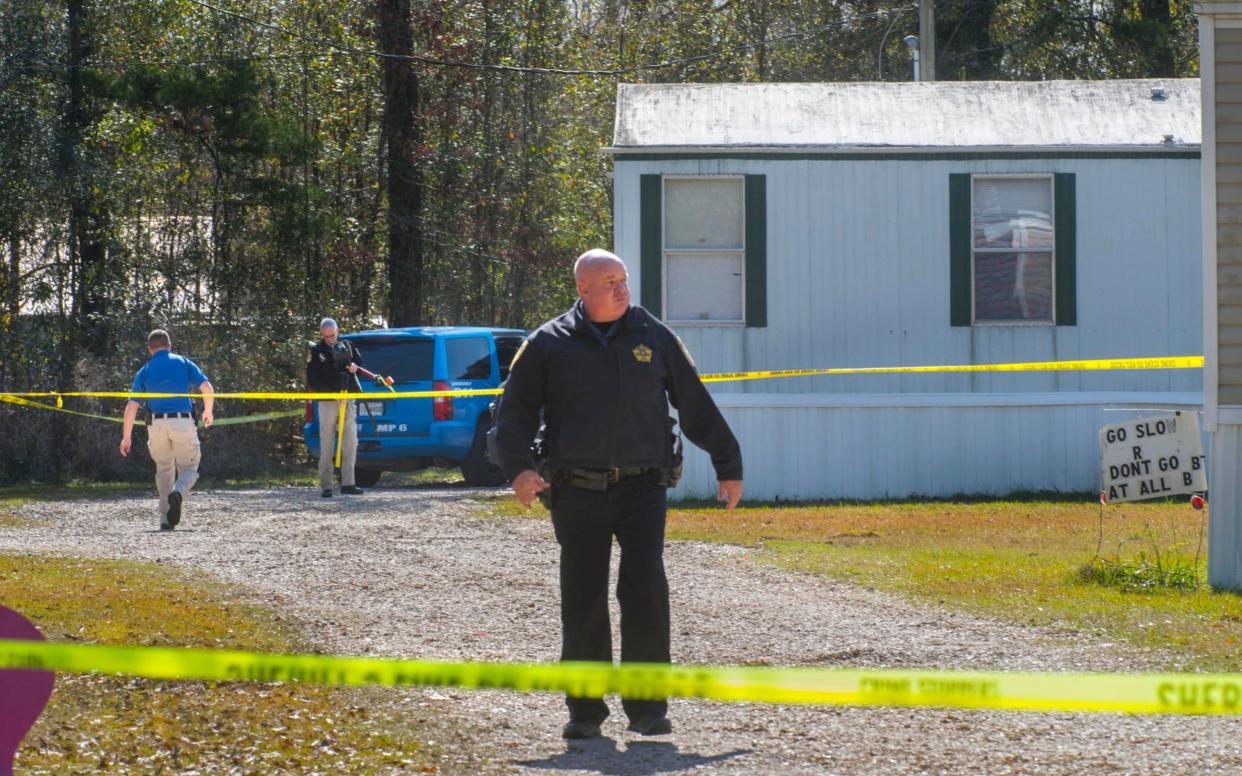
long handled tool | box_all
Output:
[335,367,394,467]
[353,374,381,435]
[355,366,396,393]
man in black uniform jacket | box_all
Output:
[306,317,365,498]
[493,249,743,740]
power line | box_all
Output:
[419,231,519,269]
[183,0,917,77]
[876,6,916,80]
[393,211,531,269]
[1,4,916,76]
[938,42,1010,66]
[1,54,323,71]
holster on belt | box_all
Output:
[566,468,613,492]
[659,423,684,488]
[556,465,676,494]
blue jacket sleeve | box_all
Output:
[492,338,546,482]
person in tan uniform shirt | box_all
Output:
[119,329,214,530]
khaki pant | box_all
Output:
[147,417,201,526]
[317,400,358,489]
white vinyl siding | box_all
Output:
[616,156,1201,397]
[675,392,1204,500]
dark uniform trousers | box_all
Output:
[551,476,669,724]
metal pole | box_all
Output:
[903,36,920,82]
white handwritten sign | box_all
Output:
[1099,411,1206,503]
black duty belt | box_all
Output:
[562,466,658,492]
[151,412,193,420]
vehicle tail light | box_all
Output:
[433,381,453,421]
[304,400,314,423]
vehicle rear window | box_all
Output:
[495,336,525,380]
[349,338,434,383]
[446,337,491,380]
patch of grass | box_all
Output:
[485,496,546,519]
[204,468,319,488]
[1,553,428,773]
[211,465,468,488]
[1077,556,1201,593]
[0,482,148,503]
[0,502,35,527]
[380,467,466,486]
[0,513,34,528]
[0,492,45,527]
[0,471,320,499]
[483,495,1242,671]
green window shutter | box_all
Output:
[744,175,768,327]
[640,174,662,318]
[949,174,972,326]
[1054,173,1077,326]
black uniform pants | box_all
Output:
[550,475,670,724]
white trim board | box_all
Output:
[1203,18,1221,430]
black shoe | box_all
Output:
[321,489,333,498]
[561,720,601,739]
[341,486,364,495]
[166,491,182,527]
[159,523,173,532]
[627,714,672,735]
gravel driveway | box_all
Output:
[4,486,1241,775]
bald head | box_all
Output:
[574,249,626,282]
[574,248,631,323]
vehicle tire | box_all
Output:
[354,468,383,488]
[461,420,505,486]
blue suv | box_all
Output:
[303,326,527,486]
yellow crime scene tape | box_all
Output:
[0,394,301,427]
[697,355,1205,384]
[1,638,1240,715]
[0,355,1208,404]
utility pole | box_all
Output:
[919,0,936,81]
[378,0,424,327]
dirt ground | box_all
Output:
[4,485,1241,775]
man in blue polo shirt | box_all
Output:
[119,329,215,530]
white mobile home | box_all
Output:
[609,80,1203,500]
[1201,3,1242,590]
